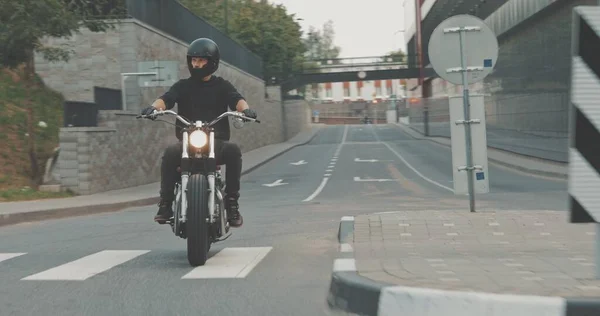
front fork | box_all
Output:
[207,131,228,237]
[180,131,225,234]
[180,133,190,223]
[207,131,216,223]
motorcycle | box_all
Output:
[137,109,260,266]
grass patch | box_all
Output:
[0,66,66,201]
[0,186,75,202]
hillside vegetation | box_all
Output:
[0,66,73,201]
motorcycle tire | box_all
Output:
[186,174,211,266]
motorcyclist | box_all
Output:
[140,37,257,228]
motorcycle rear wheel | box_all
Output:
[186,174,211,266]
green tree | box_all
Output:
[179,0,306,82]
[0,0,125,78]
[304,20,341,61]
[382,49,406,63]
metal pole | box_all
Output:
[415,0,428,136]
[121,75,127,111]
[458,30,476,213]
[414,0,424,90]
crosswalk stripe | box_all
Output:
[181,247,272,279]
[0,253,26,263]
[21,250,150,281]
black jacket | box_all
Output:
[158,76,245,141]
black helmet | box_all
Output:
[187,38,220,79]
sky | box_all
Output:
[268,0,409,58]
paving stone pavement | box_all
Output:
[351,210,600,297]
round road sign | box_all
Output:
[428,14,498,85]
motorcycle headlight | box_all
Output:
[189,130,208,148]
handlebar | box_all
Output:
[136,109,260,127]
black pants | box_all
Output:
[160,139,242,201]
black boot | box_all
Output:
[154,199,173,224]
[225,194,243,227]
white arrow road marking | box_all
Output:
[262,179,288,187]
[353,176,396,182]
[182,247,272,279]
[290,160,307,165]
[354,158,379,162]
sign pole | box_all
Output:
[457,30,476,213]
[427,15,497,212]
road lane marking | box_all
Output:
[382,142,454,193]
[303,125,348,202]
[386,163,427,195]
[181,247,272,279]
[333,125,348,157]
[0,253,26,263]
[369,124,381,142]
[303,177,330,202]
[21,250,149,280]
[333,258,356,272]
[340,244,353,252]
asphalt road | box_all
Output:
[0,124,568,316]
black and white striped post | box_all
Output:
[569,5,600,278]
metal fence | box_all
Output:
[125,0,263,79]
[408,93,569,162]
[406,0,592,163]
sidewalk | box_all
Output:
[0,124,324,227]
[327,211,600,316]
[394,122,568,179]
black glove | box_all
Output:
[242,108,257,119]
[140,106,157,120]
[141,106,156,116]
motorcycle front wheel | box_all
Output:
[186,174,211,266]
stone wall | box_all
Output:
[57,112,172,194]
[35,18,311,195]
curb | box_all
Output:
[394,123,567,180]
[0,126,323,227]
[326,216,600,316]
[0,197,160,227]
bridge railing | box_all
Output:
[298,54,419,74]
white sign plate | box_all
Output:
[449,94,490,195]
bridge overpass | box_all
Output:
[280,55,437,93]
